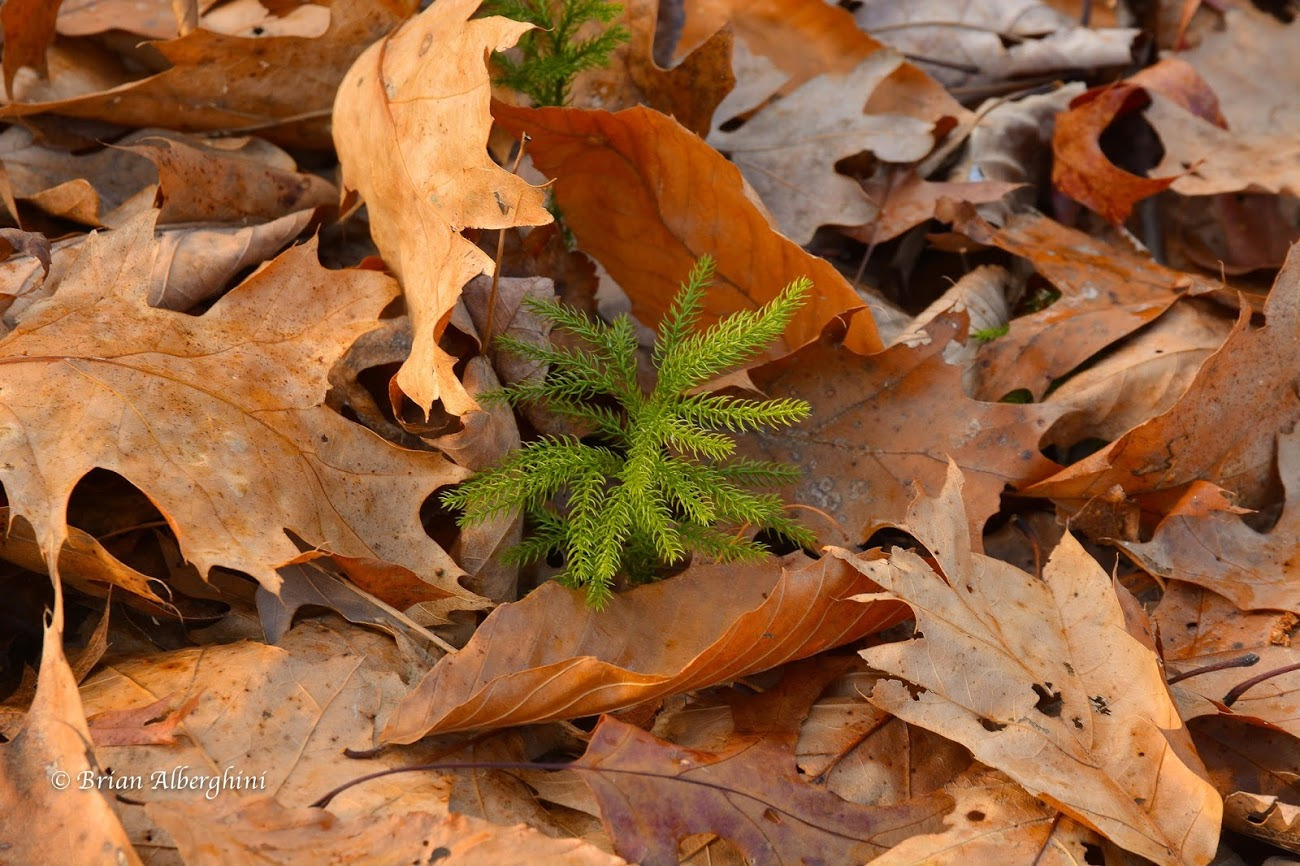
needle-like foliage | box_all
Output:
[482,0,630,107]
[443,257,816,608]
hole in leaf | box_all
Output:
[966,810,986,822]
[979,718,1006,732]
[1032,682,1063,717]
[1082,842,1106,865]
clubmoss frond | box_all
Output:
[447,260,814,608]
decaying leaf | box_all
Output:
[0,211,475,599]
[333,0,552,416]
[381,553,908,742]
[847,463,1222,866]
[739,311,1060,544]
[1027,244,1300,513]
[87,691,201,746]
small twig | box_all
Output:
[867,21,1027,44]
[854,165,905,287]
[1165,653,1259,686]
[95,520,170,543]
[903,54,981,75]
[1222,661,1300,707]
[484,132,530,344]
[201,108,334,138]
[786,503,852,545]
[1010,514,1042,580]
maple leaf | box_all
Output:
[0,211,477,603]
[333,0,552,416]
[845,463,1222,866]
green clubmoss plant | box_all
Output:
[443,257,817,608]
[482,0,630,107]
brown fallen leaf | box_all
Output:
[0,0,60,97]
[492,103,883,356]
[3,0,413,148]
[1223,793,1300,855]
[570,0,734,137]
[846,173,1023,246]
[87,691,201,746]
[1189,715,1300,805]
[872,769,1108,866]
[1025,245,1300,513]
[380,552,908,743]
[150,797,628,866]
[708,51,945,245]
[333,0,552,416]
[1119,429,1300,613]
[848,463,1222,866]
[1044,300,1234,449]
[571,660,952,866]
[943,205,1217,401]
[0,211,476,600]
[738,311,1061,545]
[0,596,140,864]
[1153,579,1294,660]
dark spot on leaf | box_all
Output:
[1072,717,1084,729]
[430,847,452,863]
[1064,662,1075,675]
[1032,682,1063,717]
[1083,843,1105,865]
[979,718,1006,732]
[966,810,986,822]
[1090,695,1112,715]
[763,807,781,823]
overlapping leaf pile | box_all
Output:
[0,0,1297,863]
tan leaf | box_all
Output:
[0,0,61,97]
[0,600,140,864]
[1026,244,1300,513]
[0,211,474,598]
[738,311,1061,545]
[846,174,1023,246]
[333,0,552,416]
[380,553,908,743]
[708,51,940,244]
[944,205,1216,401]
[849,463,1222,866]
[492,103,883,356]
[1223,793,1300,855]
[1045,300,1234,449]
[3,1,414,148]
[150,797,628,866]
[872,769,1107,866]
[570,0,734,137]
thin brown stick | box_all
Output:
[484,133,531,344]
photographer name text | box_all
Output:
[49,765,267,800]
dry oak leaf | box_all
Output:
[87,691,201,747]
[738,310,1061,546]
[492,103,882,356]
[2,0,415,149]
[0,210,480,603]
[708,50,942,245]
[872,769,1108,866]
[150,797,628,866]
[1223,793,1300,855]
[573,713,950,865]
[80,619,462,853]
[380,552,909,743]
[848,463,1222,866]
[1189,714,1300,806]
[0,603,140,864]
[1052,59,1226,222]
[1119,428,1300,613]
[569,0,735,137]
[1025,244,1300,513]
[0,0,60,97]
[333,0,552,416]
[944,204,1217,402]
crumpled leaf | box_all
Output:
[1026,244,1300,513]
[1223,793,1300,855]
[571,661,952,866]
[1045,300,1234,449]
[150,796,628,866]
[381,553,909,743]
[3,0,415,148]
[708,50,942,245]
[492,102,883,356]
[848,463,1222,866]
[0,210,474,598]
[944,204,1217,401]
[1119,427,1300,613]
[0,600,140,864]
[87,691,200,746]
[333,0,552,415]
[738,311,1061,545]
